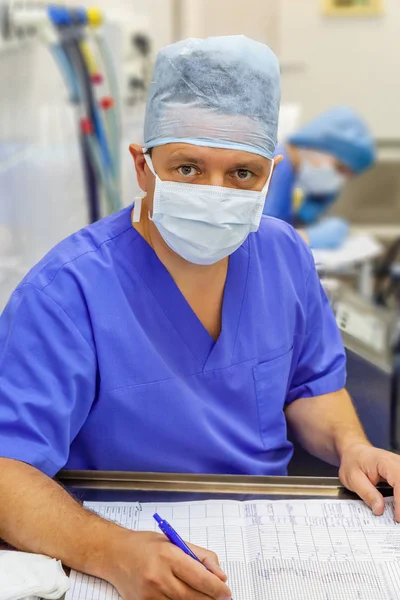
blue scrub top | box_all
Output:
[0,206,346,477]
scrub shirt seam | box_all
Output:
[287,371,346,405]
[18,283,96,357]
[254,386,268,452]
[0,292,22,367]
[303,249,318,336]
[39,226,133,294]
[0,444,60,476]
[304,245,316,287]
[106,355,260,393]
[229,245,252,364]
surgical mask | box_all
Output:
[139,152,273,265]
[296,155,346,196]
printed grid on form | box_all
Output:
[66,498,400,600]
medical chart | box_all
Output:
[66,497,400,600]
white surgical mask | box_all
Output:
[139,152,273,265]
[296,153,346,196]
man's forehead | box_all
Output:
[156,143,271,166]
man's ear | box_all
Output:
[129,144,148,192]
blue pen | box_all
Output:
[153,513,203,563]
[153,513,233,600]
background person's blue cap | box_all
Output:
[144,35,281,160]
[288,106,376,174]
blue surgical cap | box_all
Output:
[144,35,281,159]
[289,106,376,174]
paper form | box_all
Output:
[66,497,400,600]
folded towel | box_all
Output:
[0,551,69,600]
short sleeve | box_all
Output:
[0,284,96,476]
[286,257,347,404]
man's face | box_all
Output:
[130,143,275,214]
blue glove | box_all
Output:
[307,217,350,250]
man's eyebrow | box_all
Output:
[165,152,269,172]
[231,161,266,172]
[166,153,206,166]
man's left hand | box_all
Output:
[339,442,400,521]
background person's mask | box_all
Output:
[296,151,346,196]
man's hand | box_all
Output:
[339,442,400,521]
[108,530,232,600]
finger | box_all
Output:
[346,469,385,516]
[165,578,219,600]
[188,544,227,582]
[171,550,231,600]
[392,484,400,523]
[201,556,227,583]
[375,462,400,522]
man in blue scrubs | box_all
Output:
[0,36,399,600]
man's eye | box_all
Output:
[178,166,197,176]
[235,169,253,181]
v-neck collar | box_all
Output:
[125,229,250,372]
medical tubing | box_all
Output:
[50,44,80,103]
[69,36,118,214]
[85,129,119,213]
[62,35,101,222]
[81,129,101,222]
[94,31,121,181]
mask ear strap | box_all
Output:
[142,148,157,177]
[262,162,274,195]
[132,196,143,223]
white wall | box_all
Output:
[181,0,279,49]
[94,0,173,52]
[279,0,400,140]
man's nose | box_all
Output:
[206,172,226,187]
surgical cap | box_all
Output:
[289,106,376,174]
[144,35,281,159]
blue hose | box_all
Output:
[50,44,80,103]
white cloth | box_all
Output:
[0,551,69,600]
[312,234,383,271]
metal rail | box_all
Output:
[57,471,391,497]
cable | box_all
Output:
[80,121,100,222]
[69,35,120,213]
[93,29,122,187]
[47,4,101,222]
[50,43,80,103]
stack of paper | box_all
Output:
[66,497,400,600]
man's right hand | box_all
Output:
[108,530,232,600]
[0,460,231,600]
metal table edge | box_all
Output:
[56,470,392,497]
